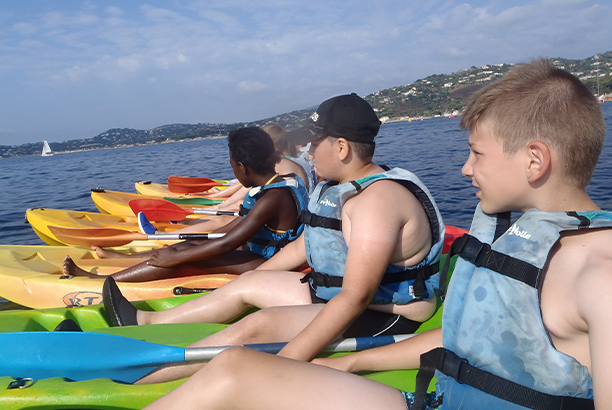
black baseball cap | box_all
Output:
[286,93,381,145]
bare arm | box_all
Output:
[313,328,443,373]
[255,232,308,272]
[277,182,418,361]
[148,189,290,267]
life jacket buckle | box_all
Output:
[439,349,471,385]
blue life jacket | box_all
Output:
[240,174,309,259]
[301,167,445,305]
[413,205,612,410]
[284,155,316,195]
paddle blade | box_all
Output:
[129,198,192,221]
[168,176,223,193]
[48,226,144,247]
[0,332,184,383]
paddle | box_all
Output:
[129,198,240,221]
[168,176,230,194]
[0,331,415,383]
[48,226,225,248]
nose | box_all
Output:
[462,152,474,178]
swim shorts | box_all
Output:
[309,284,422,338]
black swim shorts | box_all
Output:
[309,284,422,337]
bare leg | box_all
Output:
[143,347,407,410]
[134,270,314,383]
[137,303,323,384]
[138,270,310,325]
[70,248,265,282]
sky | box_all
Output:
[0,0,610,146]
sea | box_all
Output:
[1,102,611,249]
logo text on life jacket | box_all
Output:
[319,198,337,207]
[507,224,532,240]
[62,291,103,307]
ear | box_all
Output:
[526,141,551,182]
[238,161,250,176]
[336,138,351,161]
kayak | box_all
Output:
[92,188,225,217]
[168,176,230,193]
[25,207,209,247]
[0,245,236,309]
[136,180,230,199]
[0,292,443,409]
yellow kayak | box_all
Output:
[91,188,224,217]
[136,181,230,199]
[0,245,236,309]
[25,207,201,248]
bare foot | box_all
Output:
[63,256,101,279]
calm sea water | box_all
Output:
[0,102,611,247]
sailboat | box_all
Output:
[41,140,53,157]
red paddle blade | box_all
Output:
[168,176,224,193]
[48,226,144,247]
[129,198,192,221]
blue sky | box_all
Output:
[1,0,610,146]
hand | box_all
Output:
[147,245,181,268]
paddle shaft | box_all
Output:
[149,232,226,240]
[184,333,416,361]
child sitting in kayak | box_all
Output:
[143,60,612,410]
[128,123,316,237]
[63,126,309,282]
[102,93,445,386]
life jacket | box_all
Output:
[413,205,612,410]
[240,174,309,259]
[284,155,316,195]
[300,167,445,304]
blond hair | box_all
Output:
[460,59,606,188]
[262,123,288,154]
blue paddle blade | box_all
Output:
[0,332,185,383]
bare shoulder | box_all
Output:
[276,157,302,175]
[344,179,425,216]
[557,229,612,317]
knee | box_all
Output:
[205,347,257,384]
[230,309,277,341]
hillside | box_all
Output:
[2,52,610,158]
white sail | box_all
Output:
[41,140,53,156]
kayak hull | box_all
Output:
[0,245,236,308]
[25,207,204,248]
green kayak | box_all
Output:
[0,255,457,409]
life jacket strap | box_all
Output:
[299,210,342,231]
[412,348,594,410]
[438,234,543,300]
[301,263,439,298]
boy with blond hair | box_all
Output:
[143,59,611,410]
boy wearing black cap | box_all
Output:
[104,93,445,384]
